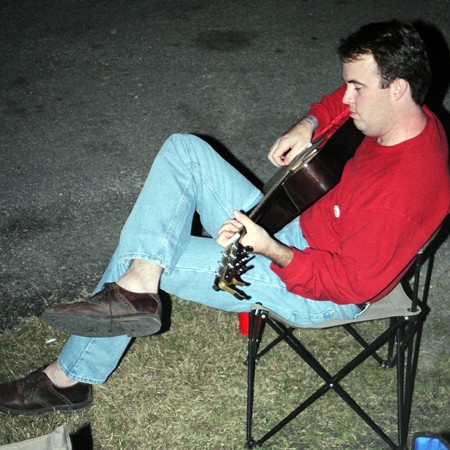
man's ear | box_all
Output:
[392,78,409,101]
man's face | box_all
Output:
[342,54,395,141]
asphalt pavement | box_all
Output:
[1,0,450,331]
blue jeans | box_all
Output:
[58,134,361,384]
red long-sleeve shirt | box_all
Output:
[271,86,450,304]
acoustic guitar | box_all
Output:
[212,118,364,300]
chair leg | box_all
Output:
[383,317,399,368]
[246,308,266,449]
[396,315,425,449]
[396,324,407,448]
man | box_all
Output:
[1,20,449,414]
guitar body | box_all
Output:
[254,119,364,234]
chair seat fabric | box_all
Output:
[251,282,421,329]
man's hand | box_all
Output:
[216,210,294,268]
[268,118,315,167]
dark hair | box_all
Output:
[338,20,431,104]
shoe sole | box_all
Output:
[41,312,162,338]
[0,397,93,415]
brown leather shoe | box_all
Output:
[0,367,92,415]
[41,283,162,337]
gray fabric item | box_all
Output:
[0,425,71,450]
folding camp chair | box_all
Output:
[245,223,446,449]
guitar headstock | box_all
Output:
[213,241,254,300]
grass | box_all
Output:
[0,298,449,449]
[0,246,449,449]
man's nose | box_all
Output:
[342,86,353,105]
